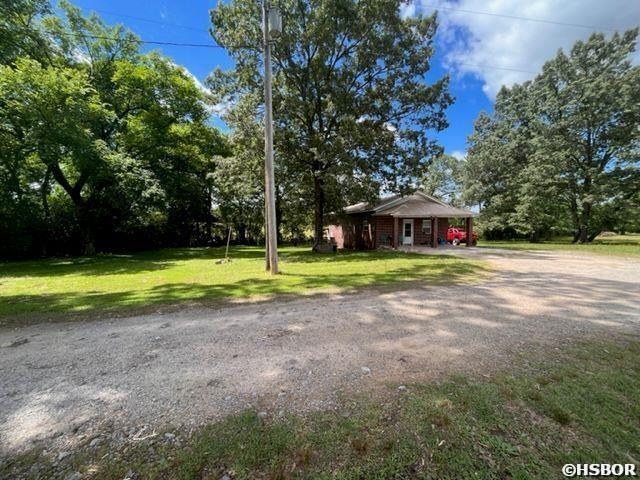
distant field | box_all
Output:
[481,233,640,257]
[0,246,486,323]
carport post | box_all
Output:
[393,216,398,248]
[466,217,473,247]
[432,216,438,248]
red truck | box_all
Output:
[446,227,478,246]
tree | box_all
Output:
[535,30,640,242]
[0,1,229,256]
[0,58,111,254]
[0,0,52,65]
[421,153,463,206]
[464,83,568,241]
[463,110,525,239]
[209,0,452,246]
[464,30,640,242]
[0,0,56,257]
[212,93,266,244]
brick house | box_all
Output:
[328,191,475,249]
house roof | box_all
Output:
[344,191,475,218]
[344,194,400,214]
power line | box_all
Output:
[68,5,614,65]
[421,3,616,32]
[61,34,538,74]
[58,9,550,74]
[56,31,244,49]
[90,3,617,37]
[90,8,210,34]
[458,62,538,75]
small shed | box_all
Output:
[328,191,475,249]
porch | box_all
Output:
[375,215,474,249]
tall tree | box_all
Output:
[535,30,640,242]
[209,0,452,246]
[421,153,464,206]
[212,93,266,244]
[464,30,640,242]
[464,83,568,241]
[0,58,111,254]
[0,1,228,256]
[0,0,52,65]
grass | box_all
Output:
[0,246,486,323]
[480,233,640,257]
[6,336,639,479]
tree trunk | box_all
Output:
[578,225,588,244]
[237,223,247,244]
[313,175,325,249]
[205,184,213,245]
[529,230,540,243]
[40,167,52,256]
[578,202,592,244]
[569,195,580,243]
[587,230,601,243]
[571,231,580,243]
[75,203,96,256]
[46,163,95,254]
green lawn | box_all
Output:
[481,233,640,257]
[0,246,485,323]
[6,337,639,479]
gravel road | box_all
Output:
[1,248,639,455]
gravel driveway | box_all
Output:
[1,249,639,455]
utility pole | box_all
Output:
[264,205,270,271]
[262,0,280,274]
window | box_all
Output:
[404,221,412,237]
[422,219,432,234]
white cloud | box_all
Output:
[411,0,640,98]
[179,66,211,96]
[208,98,233,116]
[71,48,90,64]
[174,63,232,117]
[159,7,168,20]
[450,150,466,161]
[399,1,416,20]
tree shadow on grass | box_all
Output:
[0,255,174,279]
[0,261,488,326]
[279,250,437,264]
[0,246,271,278]
[0,246,465,279]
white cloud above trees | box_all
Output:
[411,0,640,98]
[450,150,466,161]
[177,64,232,117]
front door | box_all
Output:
[402,219,413,245]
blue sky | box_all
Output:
[69,0,639,158]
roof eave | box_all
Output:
[373,210,476,218]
